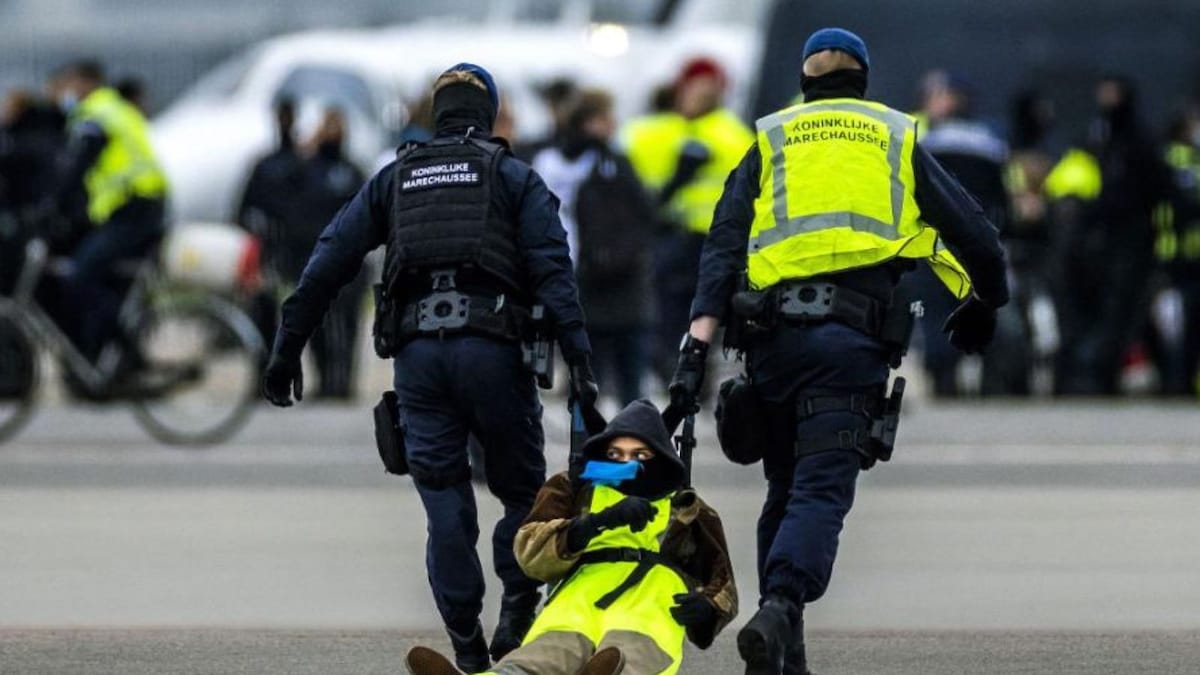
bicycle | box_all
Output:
[0,236,263,446]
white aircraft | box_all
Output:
[151,0,766,223]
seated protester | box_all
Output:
[406,399,737,675]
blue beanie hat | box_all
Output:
[443,62,500,113]
[802,28,870,72]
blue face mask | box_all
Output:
[580,460,641,487]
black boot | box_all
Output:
[447,620,490,673]
[488,589,540,662]
[738,595,799,675]
[783,610,814,675]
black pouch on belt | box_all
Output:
[715,374,770,465]
[373,391,408,476]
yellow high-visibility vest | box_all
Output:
[518,484,688,674]
[1044,148,1102,202]
[748,98,971,297]
[622,108,754,235]
[72,87,167,225]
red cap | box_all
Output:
[676,57,727,90]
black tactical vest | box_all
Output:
[384,136,523,299]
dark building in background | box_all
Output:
[755,0,1200,135]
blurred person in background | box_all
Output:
[669,29,1007,674]
[1004,89,1064,393]
[115,76,148,114]
[514,77,577,161]
[533,89,655,405]
[908,71,1015,395]
[298,108,367,400]
[263,63,596,673]
[622,57,754,391]
[1045,76,1176,395]
[1152,106,1200,395]
[45,59,167,365]
[237,98,304,362]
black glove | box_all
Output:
[568,354,599,412]
[263,330,305,407]
[659,140,712,205]
[942,296,997,354]
[669,335,709,413]
[670,591,718,629]
[593,496,658,533]
[564,496,659,553]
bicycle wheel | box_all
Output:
[0,308,39,445]
[130,294,263,446]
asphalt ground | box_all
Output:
[2,399,1200,673]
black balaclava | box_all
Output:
[800,68,868,101]
[432,81,496,137]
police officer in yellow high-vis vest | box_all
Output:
[668,29,1009,675]
[50,60,167,362]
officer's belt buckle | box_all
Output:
[417,290,471,332]
[777,283,837,321]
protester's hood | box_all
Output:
[580,399,686,499]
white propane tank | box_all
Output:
[162,222,259,293]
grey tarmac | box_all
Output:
[2,399,1199,674]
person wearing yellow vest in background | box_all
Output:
[1043,77,1177,395]
[1154,108,1200,395]
[405,399,737,675]
[621,58,754,390]
[667,29,1008,675]
[47,60,167,365]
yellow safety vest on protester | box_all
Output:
[1154,142,1200,265]
[623,108,754,235]
[747,98,971,297]
[72,87,168,225]
[517,484,689,674]
[1043,148,1102,202]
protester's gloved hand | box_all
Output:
[568,354,599,412]
[564,496,659,553]
[593,496,658,533]
[669,335,709,413]
[942,295,997,354]
[670,591,718,629]
[263,330,305,407]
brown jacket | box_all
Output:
[514,471,737,649]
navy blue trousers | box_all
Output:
[393,336,545,631]
[747,322,891,608]
[65,198,164,360]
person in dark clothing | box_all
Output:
[297,108,367,399]
[533,89,655,405]
[1047,76,1177,395]
[911,71,1016,395]
[668,29,1008,675]
[237,98,305,367]
[262,64,597,673]
[0,90,69,292]
[47,60,167,363]
[1154,107,1200,395]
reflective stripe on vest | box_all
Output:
[748,99,971,298]
[73,88,167,224]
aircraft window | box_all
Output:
[275,66,375,121]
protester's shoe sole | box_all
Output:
[405,646,463,675]
[582,646,626,675]
[738,623,779,675]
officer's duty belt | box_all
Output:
[398,292,527,342]
[775,281,884,336]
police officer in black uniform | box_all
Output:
[669,30,1009,675]
[263,63,597,673]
